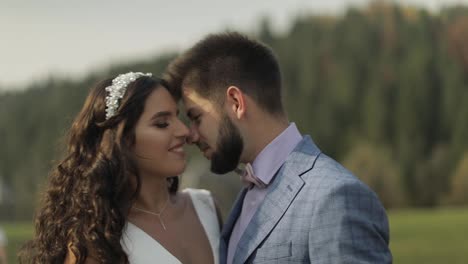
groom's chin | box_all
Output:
[210,155,239,175]
[210,163,237,175]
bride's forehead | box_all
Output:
[143,89,177,112]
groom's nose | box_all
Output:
[186,125,199,144]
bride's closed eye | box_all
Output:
[154,122,169,128]
[153,118,169,128]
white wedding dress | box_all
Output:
[121,188,220,264]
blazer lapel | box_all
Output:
[220,188,248,264]
[233,136,321,264]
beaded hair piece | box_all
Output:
[104,72,152,120]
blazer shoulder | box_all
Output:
[301,153,379,198]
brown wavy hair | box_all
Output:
[19,75,179,263]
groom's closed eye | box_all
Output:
[187,110,201,125]
[186,109,194,120]
[192,114,201,125]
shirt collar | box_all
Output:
[250,123,302,186]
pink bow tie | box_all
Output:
[236,163,266,189]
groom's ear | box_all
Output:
[226,86,246,119]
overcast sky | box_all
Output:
[1,0,467,90]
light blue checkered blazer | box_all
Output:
[220,136,392,264]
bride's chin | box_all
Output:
[174,163,187,175]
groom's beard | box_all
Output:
[210,115,243,174]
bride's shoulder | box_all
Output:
[181,187,212,197]
[180,188,223,227]
[180,188,214,206]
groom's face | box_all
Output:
[183,88,243,174]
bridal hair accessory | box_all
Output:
[105,72,152,120]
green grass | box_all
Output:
[389,207,468,264]
[2,208,468,263]
[1,221,34,264]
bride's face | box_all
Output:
[133,86,189,178]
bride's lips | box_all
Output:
[168,142,186,157]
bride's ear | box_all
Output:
[225,86,245,120]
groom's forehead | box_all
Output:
[182,89,215,114]
[183,88,208,106]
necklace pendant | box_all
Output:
[158,216,167,231]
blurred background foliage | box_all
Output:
[1,0,468,221]
[2,1,468,263]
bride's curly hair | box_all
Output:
[19,76,179,263]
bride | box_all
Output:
[19,72,221,264]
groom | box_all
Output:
[165,32,392,264]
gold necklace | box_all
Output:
[133,196,170,231]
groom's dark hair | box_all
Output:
[164,32,285,115]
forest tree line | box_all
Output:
[1,2,468,220]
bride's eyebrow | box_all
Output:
[150,111,172,121]
[149,108,180,121]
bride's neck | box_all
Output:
[134,176,172,211]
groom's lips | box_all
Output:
[196,142,210,155]
[204,151,213,160]
[199,145,212,159]
[201,147,211,158]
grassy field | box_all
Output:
[389,207,468,263]
[2,207,468,263]
[1,221,33,264]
